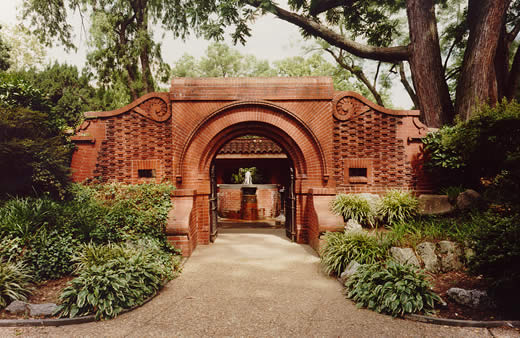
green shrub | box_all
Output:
[0,261,33,309]
[56,241,174,319]
[0,236,24,264]
[386,213,478,248]
[0,107,73,199]
[377,190,419,226]
[0,197,59,243]
[84,183,175,240]
[330,194,376,227]
[441,186,465,203]
[345,261,441,317]
[423,100,520,199]
[24,228,79,281]
[468,212,520,312]
[320,231,388,275]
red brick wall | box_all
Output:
[331,92,429,194]
[70,79,432,256]
[93,112,173,183]
[217,185,281,219]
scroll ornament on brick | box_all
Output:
[133,98,170,122]
[333,95,370,121]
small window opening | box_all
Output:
[138,169,155,178]
[349,168,367,177]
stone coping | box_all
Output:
[0,258,188,328]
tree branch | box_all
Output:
[246,0,409,62]
[325,48,385,106]
[309,0,351,15]
[398,62,420,109]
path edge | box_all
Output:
[0,257,188,328]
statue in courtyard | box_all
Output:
[244,170,253,185]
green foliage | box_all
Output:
[345,261,441,317]
[330,194,376,226]
[85,183,175,240]
[0,236,24,264]
[0,197,59,243]
[377,190,419,226]
[423,100,520,196]
[0,72,50,113]
[441,185,465,203]
[56,240,176,319]
[468,212,520,311]
[0,101,73,199]
[0,24,11,71]
[386,213,478,248]
[320,231,388,275]
[0,261,33,309]
[23,229,79,281]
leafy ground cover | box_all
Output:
[0,183,181,320]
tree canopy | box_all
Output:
[20,0,520,126]
[172,0,518,127]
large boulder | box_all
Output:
[416,242,441,273]
[5,300,28,315]
[447,288,495,309]
[418,195,455,215]
[28,303,58,317]
[438,240,464,272]
[455,189,481,211]
[390,247,420,267]
[339,260,361,284]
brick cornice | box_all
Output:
[332,91,420,121]
[84,92,171,122]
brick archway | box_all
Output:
[70,77,432,256]
[169,101,332,253]
[176,101,329,191]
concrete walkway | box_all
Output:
[2,228,517,337]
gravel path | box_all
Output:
[2,228,518,337]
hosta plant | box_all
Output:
[377,190,419,226]
[345,261,441,317]
[56,240,177,319]
[0,261,33,309]
[330,194,376,227]
[320,231,388,275]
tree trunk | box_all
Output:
[135,1,154,94]
[455,0,510,121]
[494,26,510,98]
[506,45,520,99]
[118,22,139,101]
[406,0,454,127]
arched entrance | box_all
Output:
[70,76,430,257]
[172,101,331,253]
[208,135,296,242]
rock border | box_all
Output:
[336,277,519,329]
[0,257,188,328]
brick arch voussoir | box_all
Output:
[178,101,328,187]
[198,121,306,176]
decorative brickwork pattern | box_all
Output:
[333,105,417,193]
[71,79,432,256]
[93,111,173,183]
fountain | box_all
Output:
[240,171,258,220]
